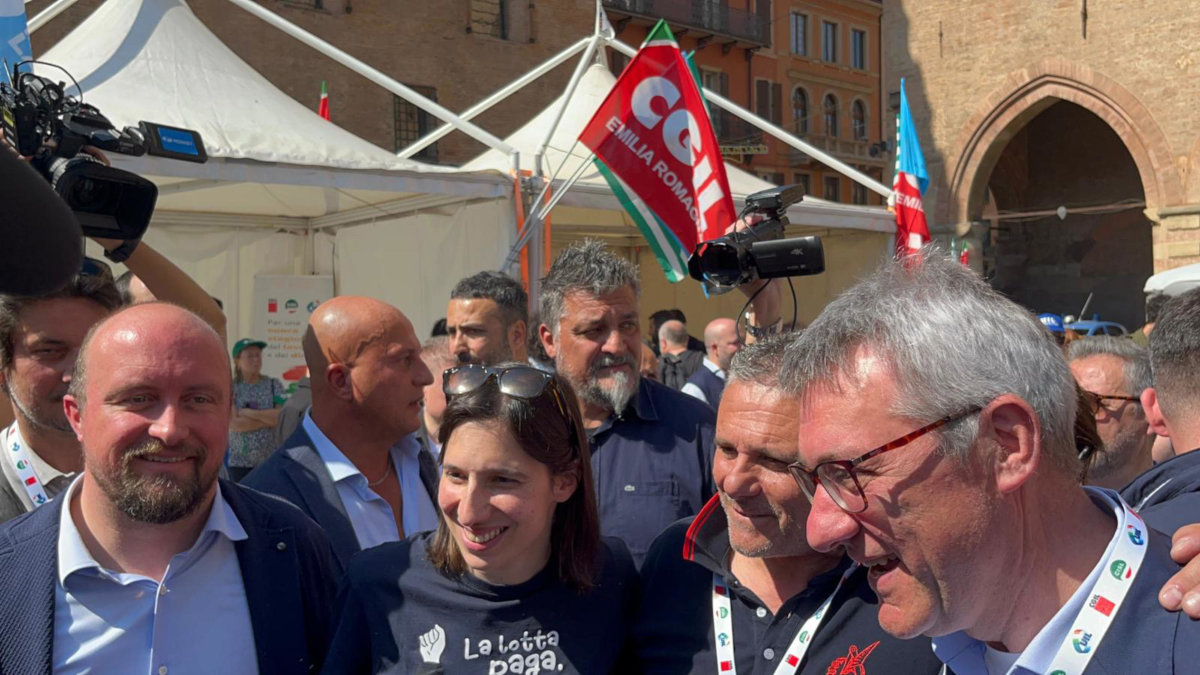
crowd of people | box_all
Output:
[6,226,1200,674]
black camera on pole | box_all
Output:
[687,184,825,288]
[1,63,207,243]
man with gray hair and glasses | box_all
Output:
[537,240,715,563]
[1122,287,1200,535]
[782,252,1200,673]
[1067,336,1156,491]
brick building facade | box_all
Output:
[30,0,594,166]
[883,1,1200,327]
[604,0,886,206]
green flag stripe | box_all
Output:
[594,159,688,282]
[644,19,677,46]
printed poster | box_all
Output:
[251,275,333,386]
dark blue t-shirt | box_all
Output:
[588,377,716,564]
[324,532,639,674]
[634,499,945,675]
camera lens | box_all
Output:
[67,176,119,213]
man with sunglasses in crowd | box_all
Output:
[0,239,228,525]
[244,296,440,571]
[783,252,1200,673]
[635,337,944,674]
[1123,287,1200,535]
[1067,336,1155,490]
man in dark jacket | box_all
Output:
[0,303,337,674]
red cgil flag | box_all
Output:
[578,20,735,279]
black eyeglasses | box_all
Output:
[788,407,982,514]
[443,364,568,419]
[1082,391,1140,415]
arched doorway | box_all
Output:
[982,100,1151,328]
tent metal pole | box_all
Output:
[502,153,593,271]
[533,34,600,180]
[605,36,893,199]
[397,37,591,159]
[225,0,515,157]
[28,0,81,32]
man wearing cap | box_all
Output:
[228,338,285,482]
[244,296,440,570]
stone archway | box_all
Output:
[942,60,1181,327]
[942,59,1181,230]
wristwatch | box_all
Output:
[745,316,782,339]
[102,239,140,264]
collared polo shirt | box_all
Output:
[634,497,944,674]
[1120,448,1200,536]
[53,477,257,674]
[302,413,439,547]
[587,377,716,563]
[931,488,1124,675]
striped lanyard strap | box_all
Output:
[0,423,49,507]
[711,564,858,675]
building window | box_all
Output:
[792,87,809,134]
[755,79,782,126]
[394,87,439,163]
[703,69,730,138]
[822,21,838,63]
[824,176,841,201]
[609,51,629,77]
[470,0,508,40]
[823,94,839,138]
[852,29,866,70]
[790,13,808,56]
[852,182,867,205]
[793,172,812,196]
[851,100,867,140]
[759,172,785,185]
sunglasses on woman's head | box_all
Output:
[442,364,569,419]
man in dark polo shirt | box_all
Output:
[635,337,943,674]
[538,240,716,563]
[1124,287,1200,534]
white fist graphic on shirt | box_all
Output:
[419,624,446,664]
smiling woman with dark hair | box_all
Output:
[323,364,639,674]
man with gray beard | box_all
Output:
[538,240,716,563]
[0,303,337,674]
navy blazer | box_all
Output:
[243,425,440,570]
[0,479,339,675]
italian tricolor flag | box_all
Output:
[318,81,330,121]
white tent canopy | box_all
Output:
[37,0,518,344]
[37,0,512,225]
[464,62,895,234]
[1144,262,1200,297]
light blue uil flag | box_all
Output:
[0,0,31,75]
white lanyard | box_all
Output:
[1041,498,1149,675]
[711,564,858,675]
[1,423,49,508]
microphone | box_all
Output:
[0,149,83,295]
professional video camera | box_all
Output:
[687,183,824,288]
[0,63,207,246]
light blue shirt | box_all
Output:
[302,413,439,548]
[53,476,257,675]
[931,487,1123,675]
